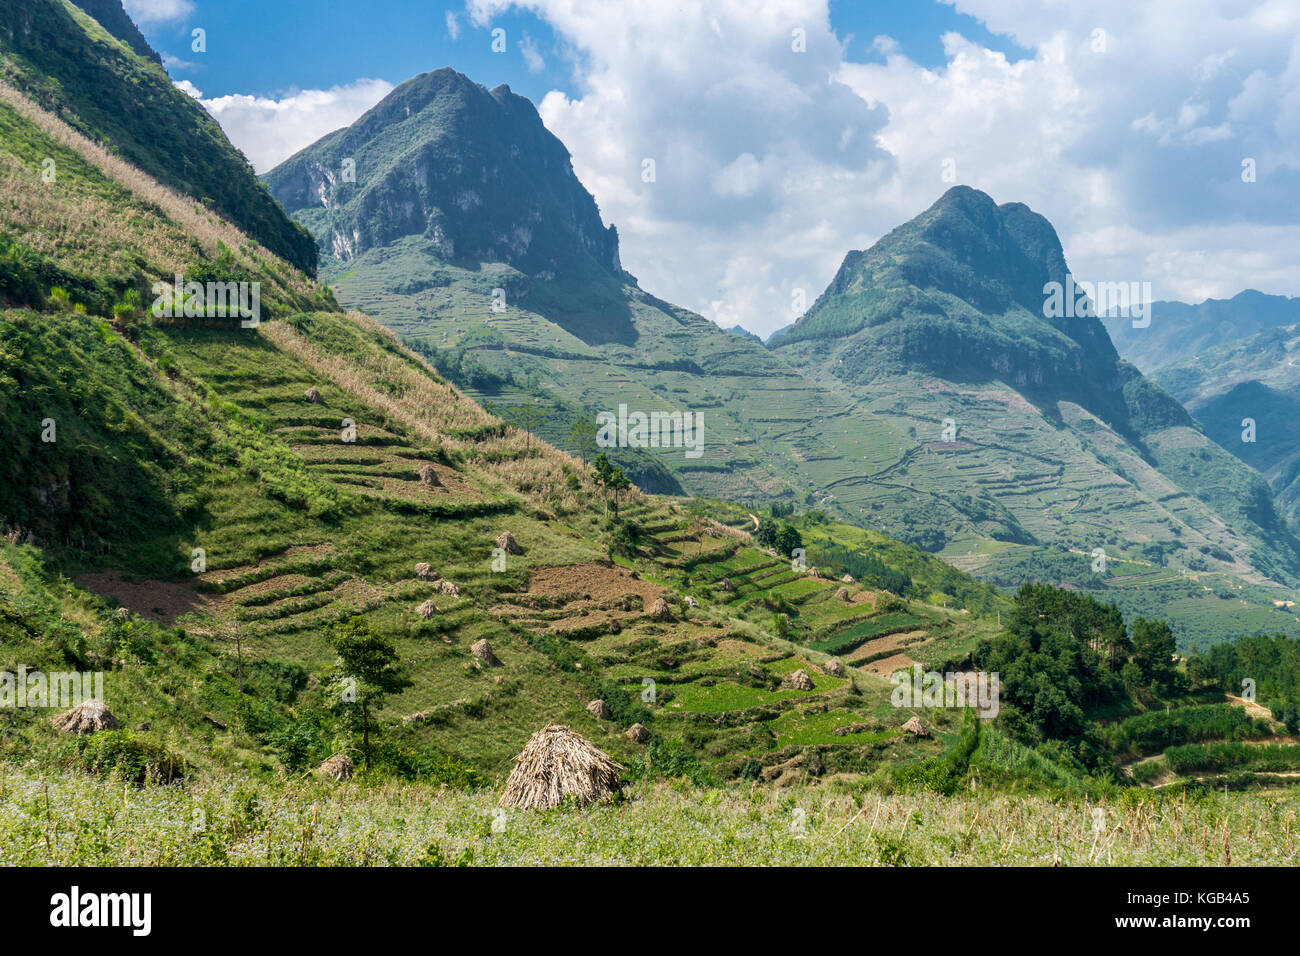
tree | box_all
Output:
[591,453,630,516]
[775,524,803,558]
[568,418,599,462]
[506,399,545,450]
[1131,617,1179,694]
[328,617,412,771]
[754,518,778,549]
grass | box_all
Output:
[2,764,1298,866]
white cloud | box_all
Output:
[519,31,546,73]
[445,11,461,41]
[173,79,202,99]
[465,0,1300,335]
[196,79,395,173]
[122,0,194,25]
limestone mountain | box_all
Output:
[269,75,1300,645]
[775,186,1185,438]
[266,68,619,283]
[773,186,1300,617]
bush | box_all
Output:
[69,731,186,785]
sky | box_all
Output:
[126,0,1300,337]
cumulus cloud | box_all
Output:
[192,79,395,173]
[519,31,546,73]
[466,0,1300,336]
[122,0,193,25]
[468,0,893,335]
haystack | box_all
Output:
[626,722,650,744]
[823,657,845,677]
[649,597,673,621]
[418,463,441,486]
[496,531,522,555]
[471,639,498,666]
[684,595,699,608]
[319,753,353,781]
[721,578,736,593]
[305,386,322,404]
[51,700,117,735]
[901,716,928,737]
[586,699,612,719]
[437,579,460,596]
[835,586,850,601]
[841,574,854,584]
[416,599,438,619]
[784,669,815,691]
[499,725,625,810]
[414,562,440,581]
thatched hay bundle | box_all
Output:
[901,715,928,737]
[305,386,322,404]
[471,639,498,666]
[437,579,459,596]
[586,699,612,719]
[625,722,650,744]
[841,574,854,584]
[784,669,814,691]
[835,586,850,601]
[418,463,441,486]
[684,595,699,608]
[499,725,625,810]
[51,700,117,735]
[721,578,735,593]
[416,599,438,619]
[649,597,673,621]
[414,562,440,582]
[496,531,522,555]
[823,657,846,677]
[319,753,353,781]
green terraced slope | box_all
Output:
[265,71,1300,648]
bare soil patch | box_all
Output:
[75,572,215,626]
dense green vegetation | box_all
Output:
[0,0,317,274]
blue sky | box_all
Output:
[134,0,1030,103]
[124,0,1300,335]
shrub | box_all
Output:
[69,731,186,785]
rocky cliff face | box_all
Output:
[266,68,622,279]
[774,186,1188,437]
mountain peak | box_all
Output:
[771,187,1181,432]
[266,69,622,277]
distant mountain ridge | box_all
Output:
[1155,322,1300,526]
[1107,290,1300,372]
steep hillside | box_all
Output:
[1106,289,1300,373]
[0,0,318,275]
[265,68,912,501]
[0,69,1012,786]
